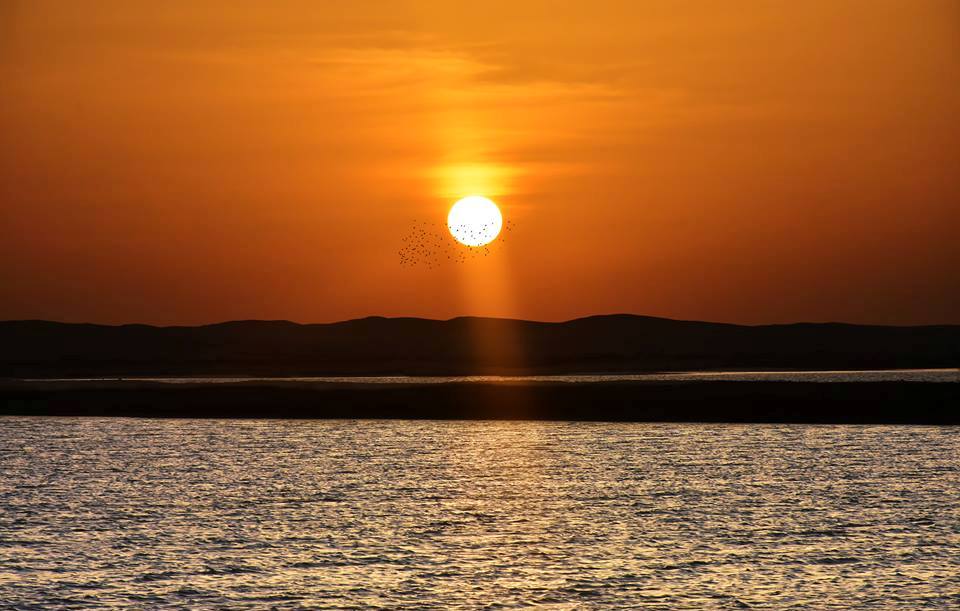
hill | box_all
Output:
[1,315,957,377]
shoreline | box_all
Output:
[2,380,957,424]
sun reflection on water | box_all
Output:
[2,419,958,607]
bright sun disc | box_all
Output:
[447,196,503,247]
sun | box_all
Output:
[447,196,503,247]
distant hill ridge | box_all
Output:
[1,314,957,377]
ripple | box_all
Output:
[0,417,958,608]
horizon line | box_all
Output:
[2,313,958,330]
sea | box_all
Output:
[1,414,959,608]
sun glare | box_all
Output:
[447,196,503,247]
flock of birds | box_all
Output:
[398,219,514,268]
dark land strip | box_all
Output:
[1,381,957,424]
[2,315,958,378]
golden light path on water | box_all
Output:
[1,418,958,607]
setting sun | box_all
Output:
[447,196,503,247]
[2,3,959,609]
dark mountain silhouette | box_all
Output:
[1,314,957,377]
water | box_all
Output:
[22,368,960,385]
[1,418,958,609]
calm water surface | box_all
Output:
[1,418,958,609]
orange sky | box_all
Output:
[2,1,958,325]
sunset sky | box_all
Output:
[2,1,958,325]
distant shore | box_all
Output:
[1,380,957,424]
[3,316,958,379]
